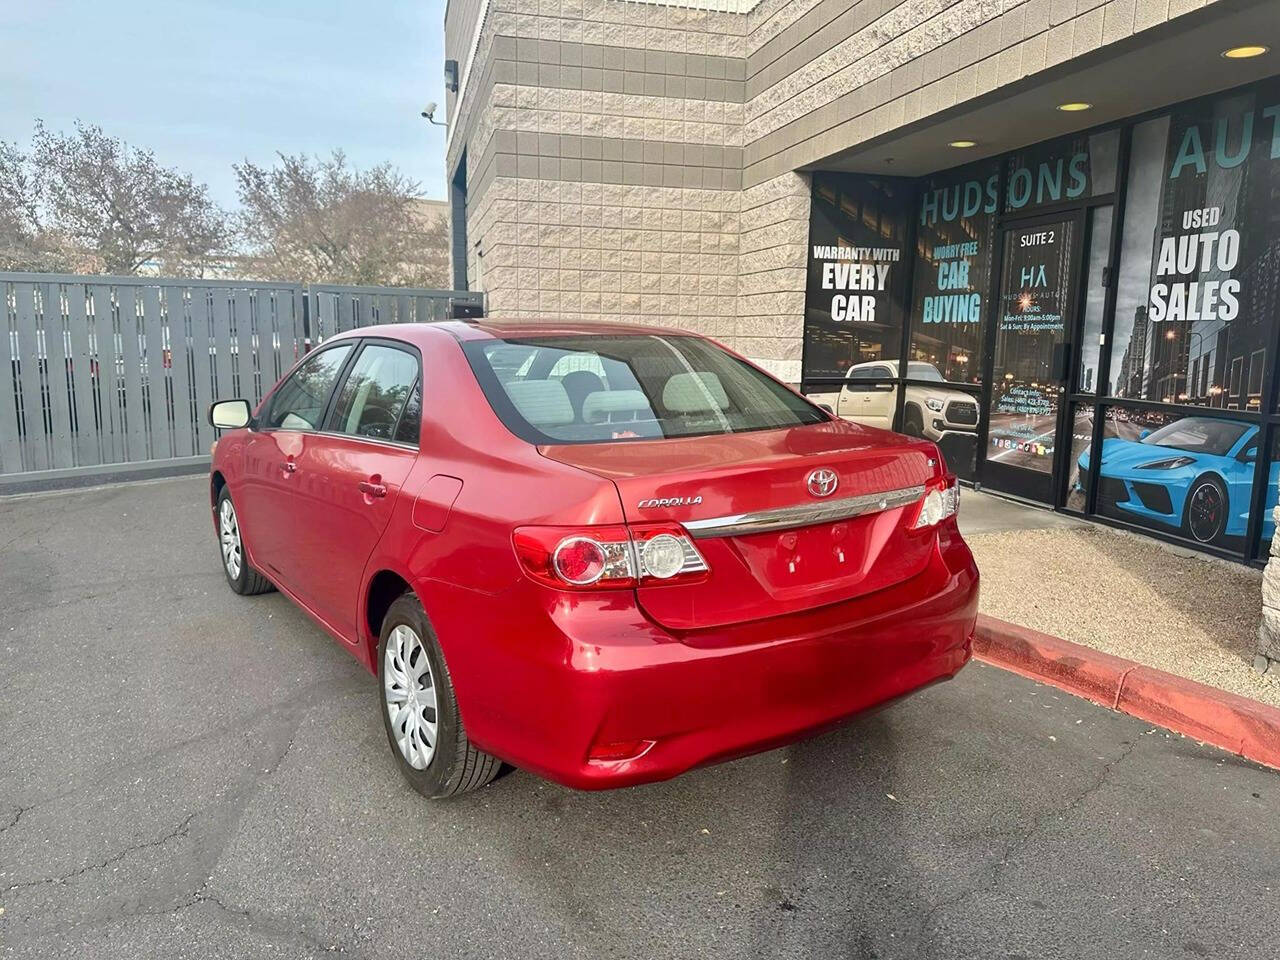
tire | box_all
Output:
[377,592,501,799]
[902,405,925,437]
[1182,475,1227,545]
[216,488,274,596]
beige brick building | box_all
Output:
[445,0,1280,567]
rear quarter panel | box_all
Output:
[357,336,625,731]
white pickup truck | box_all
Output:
[837,360,979,442]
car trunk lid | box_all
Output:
[540,421,939,630]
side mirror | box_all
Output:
[1241,445,1258,464]
[209,398,252,429]
[816,403,834,415]
[1138,428,1152,441]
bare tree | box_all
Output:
[23,121,230,275]
[0,139,67,271]
[234,151,449,287]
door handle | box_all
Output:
[282,459,297,474]
[358,480,387,498]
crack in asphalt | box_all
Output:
[915,738,1140,958]
[0,803,31,834]
[4,812,198,893]
[6,707,312,937]
[175,888,367,957]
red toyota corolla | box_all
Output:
[207,321,978,798]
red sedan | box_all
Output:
[208,321,978,798]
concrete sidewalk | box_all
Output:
[959,489,1277,708]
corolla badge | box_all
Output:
[806,468,839,498]
[637,496,703,509]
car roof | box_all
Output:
[317,319,700,349]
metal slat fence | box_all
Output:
[308,283,483,343]
[0,273,482,489]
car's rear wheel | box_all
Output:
[216,488,274,595]
[1183,476,1227,544]
[377,592,501,799]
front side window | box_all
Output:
[264,344,353,430]
[326,344,420,442]
[465,334,827,444]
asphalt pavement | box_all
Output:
[2,475,1278,960]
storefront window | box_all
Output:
[803,173,911,381]
[1002,128,1119,214]
[1077,206,1113,393]
[1089,405,1258,551]
[1109,79,1280,409]
[908,158,998,385]
[985,219,1077,478]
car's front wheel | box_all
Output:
[1183,476,1227,544]
[216,488,274,595]
[377,592,501,798]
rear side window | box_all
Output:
[264,344,353,430]
[326,344,420,442]
[393,380,422,446]
[463,334,827,444]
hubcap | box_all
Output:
[384,625,438,770]
[1189,483,1222,543]
[219,499,242,579]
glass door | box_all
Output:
[981,213,1084,502]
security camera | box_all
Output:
[421,102,438,120]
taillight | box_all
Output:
[911,474,960,529]
[513,523,708,590]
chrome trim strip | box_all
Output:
[682,485,926,539]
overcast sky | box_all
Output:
[0,0,449,208]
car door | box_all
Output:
[237,342,356,590]
[291,340,423,640]
[838,364,896,429]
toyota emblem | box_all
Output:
[806,468,839,498]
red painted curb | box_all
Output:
[973,613,1280,771]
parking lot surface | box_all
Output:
[2,476,1278,960]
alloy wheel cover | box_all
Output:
[220,499,242,579]
[384,625,439,770]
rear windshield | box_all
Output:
[463,334,828,444]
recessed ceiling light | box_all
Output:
[948,140,977,148]
[1056,101,1093,112]
[1222,45,1269,59]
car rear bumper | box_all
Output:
[453,528,978,790]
